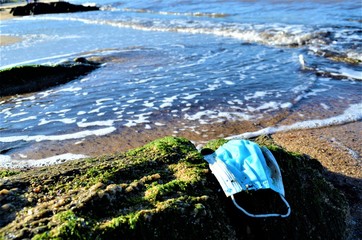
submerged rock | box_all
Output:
[10,2,99,16]
[0,60,100,97]
[0,136,349,239]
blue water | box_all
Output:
[0,0,361,164]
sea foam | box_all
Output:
[227,102,362,140]
[0,127,116,143]
[0,153,88,169]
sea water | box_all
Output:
[0,0,361,167]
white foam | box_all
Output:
[0,127,116,143]
[281,102,293,109]
[338,67,362,80]
[96,98,114,105]
[181,93,201,100]
[54,87,82,93]
[256,101,279,111]
[320,103,330,110]
[45,109,72,115]
[0,51,81,70]
[10,116,37,123]
[123,113,151,127]
[77,111,87,115]
[330,138,360,160]
[159,96,177,108]
[127,99,143,103]
[244,91,268,100]
[223,80,235,85]
[143,101,154,107]
[77,120,114,127]
[39,118,76,126]
[227,102,362,140]
[184,109,255,123]
[0,153,88,169]
[88,106,107,114]
[9,112,28,118]
[160,102,172,108]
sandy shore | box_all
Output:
[0,8,14,21]
[273,122,361,240]
[0,0,55,46]
[0,3,24,46]
[0,35,22,46]
[0,1,25,18]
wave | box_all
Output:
[11,4,362,65]
[0,153,88,169]
[33,15,330,48]
[122,7,230,18]
[299,54,362,81]
[0,126,116,143]
[226,102,362,140]
[3,102,361,169]
[310,48,362,65]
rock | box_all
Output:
[0,60,100,97]
[10,2,99,16]
[0,136,349,239]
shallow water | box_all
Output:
[0,0,361,167]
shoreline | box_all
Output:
[0,2,23,46]
[2,117,360,239]
[273,122,361,240]
[1,120,360,239]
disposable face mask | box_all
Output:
[201,139,291,218]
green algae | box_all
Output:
[0,136,350,240]
[0,62,99,97]
[0,170,20,178]
[33,210,93,240]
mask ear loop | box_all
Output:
[230,193,291,218]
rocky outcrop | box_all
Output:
[0,59,99,97]
[10,2,99,16]
[0,136,349,239]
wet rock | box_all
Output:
[10,2,99,16]
[0,136,350,239]
[1,203,15,212]
[0,60,100,97]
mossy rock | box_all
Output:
[0,60,99,97]
[0,136,349,239]
[10,2,99,16]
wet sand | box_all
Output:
[0,3,23,46]
[0,8,14,21]
[273,122,361,240]
[0,0,55,46]
[0,35,22,46]
[0,1,25,19]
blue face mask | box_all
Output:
[202,139,291,218]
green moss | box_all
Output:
[0,170,20,178]
[32,211,93,240]
[0,136,350,240]
[0,62,99,97]
[202,138,228,151]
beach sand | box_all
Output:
[0,8,14,21]
[0,3,23,46]
[274,122,361,240]
[0,35,22,46]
